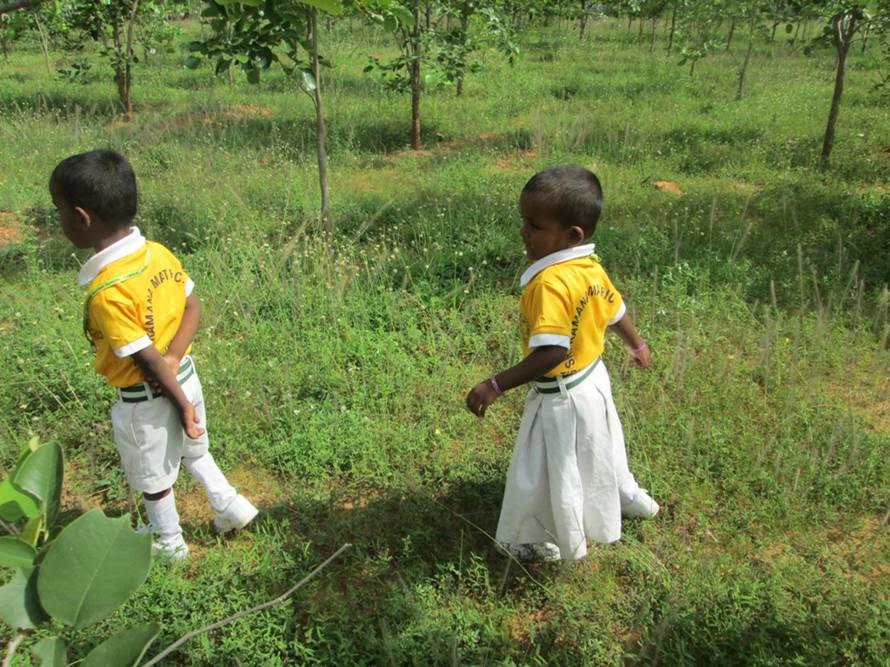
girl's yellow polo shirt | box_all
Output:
[79,228,193,388]
[519,244,626,378]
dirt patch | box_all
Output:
[0,211,23,247]
[653,180,683,195]
[822,371,890,435]
[226,103,274,119]
[881,145,890,159]
[491,149,539,173]
[177,463,289,527]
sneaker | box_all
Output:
[213,495,258,534]
[136,523,189,561]
[496,542,561,562]
[621,488,659,519]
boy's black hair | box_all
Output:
[50,150,137,226]
[521,165,603,238]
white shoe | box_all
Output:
[213,495,258,534]
[496,542,561,562]
[137,523,190,561]
[622,488,659,519]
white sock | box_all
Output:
[183,452,237,513]
[144,491,183,545]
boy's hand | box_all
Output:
[180,402,205,439]
[466,381,499,418]
[632,342,651,369]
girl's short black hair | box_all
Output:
[521,165,603,237]
[50,150,137,226]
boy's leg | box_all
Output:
[182,452,236,513]
[142,487,188,559]
[180,360,257,532]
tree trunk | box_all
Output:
[308,9,331,233]
[410,0,421,150]
[860,23,870,54]
[667,3,677,54]
[791,18,801,45]
[1,29,7,63]
[736,31,754,100]
[821,13,857,169]
[649,17,657,51]
[578,2,587,38]
[726,16,736,51]
[32,15,51,76]
[689,57,697,77]
[637,17,644,44]
[456,2,469,96]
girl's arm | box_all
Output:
[465,345,567,418]
[608,312,651,368]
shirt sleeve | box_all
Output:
[600,268,625,325]
[90,292,152,358]
[524,279,572,349]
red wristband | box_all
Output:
[630,340,648,355]
[488,376,504,396]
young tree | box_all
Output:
[814,1,882,167]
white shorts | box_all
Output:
[110,356,210,494]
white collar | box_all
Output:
[519,243,596,288]
[77,227,146,286]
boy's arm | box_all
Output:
[608,312,651,368]
[131,345,205,439]
[162,292,201,371]
[466,345,567,418]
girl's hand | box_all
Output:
[466,381,499,418]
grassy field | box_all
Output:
[1,14,889,666]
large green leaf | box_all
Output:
[0,567,48,629]
[301,0,344,16]
[82,623,161,667]
[37,510,151,629]
[13,443,63,524]
[0,477,40,522]
[31,636,67,667]
[0,536,36,569]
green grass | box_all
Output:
[1,15,889,666]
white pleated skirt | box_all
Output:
[495,359,629,560]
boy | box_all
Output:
[466,165,657,561]
[51,149,257,560]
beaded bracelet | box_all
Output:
[488,376,504,396]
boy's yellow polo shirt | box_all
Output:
[519,244,626,378]
[79,227,194,388]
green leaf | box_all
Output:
[299,69,317,92]
[21,515,43,548]
[184,55,202,69]
[301,0,344,16]
[0,477,40,523]
[37,510,151,629]
[13,443,63,524]
[31,636,67,667]
[82,623,161,667]
[0,536,36,569]
[0,568,48,629]
[246,67,261,84]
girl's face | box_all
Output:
[519,192,583,261]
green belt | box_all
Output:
[118,357,194,403]
[533,358,600,395]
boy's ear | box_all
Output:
[569,225,586,245]
[73,206,93,230]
